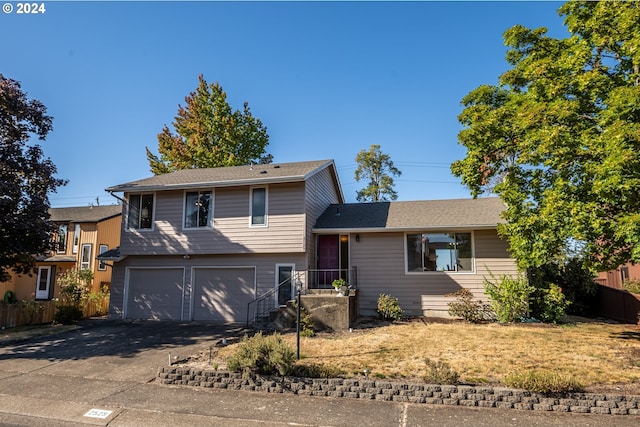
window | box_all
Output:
[250,187,267,226]
[98,244,108,271]
[72,224,80,254]
[184,191,213,228]
[128,193,154,230]
[406,232,472,272]
[80,243,92,270]
[56,224,68,253]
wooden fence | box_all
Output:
[0,297,110,329]
[596,285,640,324]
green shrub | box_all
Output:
[290,363,346,378]
[483,272,533,323]
[446,289,495,323]
[54,304,83,324]
[226,332,295,376]
[528,258,598,316]
[423,358,459,385]
[533,284,570,324]
[377,293,403,321]
[503,370,584,394]
[623,279,640,295]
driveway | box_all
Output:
[0,319,638,427]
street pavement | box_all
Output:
[0,319,637,427]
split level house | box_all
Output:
[3,205,121,301]
[103,159,517,323]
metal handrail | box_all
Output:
[246,278,292,327]
[307,268,357,289]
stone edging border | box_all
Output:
[158,367,640,416]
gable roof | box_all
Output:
[49,205,122,223]
[105,160,341,196]
[313,198,505,232]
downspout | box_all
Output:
[108,191,126,204]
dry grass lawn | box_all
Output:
[214,316,640,393]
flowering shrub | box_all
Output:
[377,293,403,321]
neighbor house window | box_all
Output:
[72,224,80,254]
[250,187,267,226]
[56,224,68,253]
[128,193,154,230]
[80,243,92,270]
[98,244,108,271]
[184,190,213,228]
[406,232,472,272]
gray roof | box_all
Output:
[313,198,506,231]
[105,159,338,193]
[49,205,122,223]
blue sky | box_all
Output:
[2,1,567,207]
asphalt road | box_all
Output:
[0,319,637,426]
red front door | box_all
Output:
[317,235,339,285]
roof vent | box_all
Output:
[274,165,280,169]
[260,170,267,174]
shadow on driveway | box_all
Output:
[0,318,249,362]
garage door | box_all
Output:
[126,268,184,320]
[192,268,255,322]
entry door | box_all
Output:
[276,264,294,306]
[35,266,53,300]
[317,235,339,285]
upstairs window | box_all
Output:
[72,224,80,254]
[184,191,213,228]
[250,187,267,226]
[406,232,472,273]
[56,224,68,253]
[80,243,92,270]
[128,194,154,230]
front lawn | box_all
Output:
[214,316,640,393]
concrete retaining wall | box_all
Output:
[158,367,640,416]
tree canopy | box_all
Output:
[0,75,66,281]
[354,144,401,202]
[146,75,272,174]
[451,1,640,271]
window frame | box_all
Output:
[183,189,214,229]
[72,223,80,254]
[80,243,92,270]
[98,244,109,271]
[127,193,155,231]
[405,231,475,274]
[249,186,268,227]
[56,224,68,253]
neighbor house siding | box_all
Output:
[351,229,517,316]
[119,183,307,256]
[108,253,307,320]
[93,215,122,290]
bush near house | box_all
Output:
[376,293,403,321]
[483,273,533,323]
[446,289,495,323]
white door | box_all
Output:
[35,266,52,300]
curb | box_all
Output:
[158,367,640,416]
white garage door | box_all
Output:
[192,268,255,323]
[126,268,184,320]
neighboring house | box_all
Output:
[596,262,640,289]
[104,160,343,322]
[312,198,517,317]
[4,205,121,301]
[103,159,516,322]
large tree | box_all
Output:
[354,144,401,202]
[451,1,640,271]
[146,75,272,174]
[0,75,66,282]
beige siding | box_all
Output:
[120,183,307,256]
[304,167,343,269]
[108,253,307,319]
[351,229,518,316]
[94,215,121,291]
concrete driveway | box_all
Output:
[0,319,638,427]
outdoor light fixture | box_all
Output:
[295,278,303,360]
